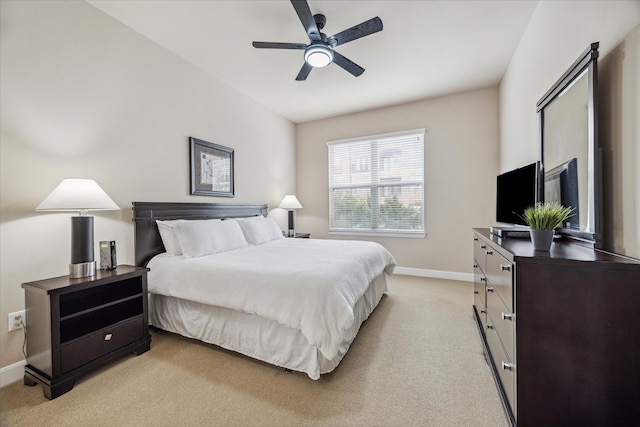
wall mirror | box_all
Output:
[537,42,601,246]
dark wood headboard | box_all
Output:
[132,202,268,267]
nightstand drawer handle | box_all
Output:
[486,287,494,292]
[104,333,113,341]
[500,264,511,272]
[485,250,493,255]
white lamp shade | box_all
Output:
[278,195,302,210]
[36,179,119,212]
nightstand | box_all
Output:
[22,265,151,399]
[294,233,310,238]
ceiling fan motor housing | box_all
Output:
[314,14,326,30]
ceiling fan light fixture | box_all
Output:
[304,45,333,67]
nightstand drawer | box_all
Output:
[61,315,144,374]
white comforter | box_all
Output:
[147,238,395,360]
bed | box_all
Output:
[132,202,395,379]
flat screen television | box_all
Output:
[496,162,539,226]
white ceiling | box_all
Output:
[87,1,538,124]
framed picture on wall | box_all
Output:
[189,137,234,197]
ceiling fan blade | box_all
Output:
[332,51,365,77]
[295,62,313,81]
[329,17,383,47]
[290,0,321,41]
[252,41,307,50]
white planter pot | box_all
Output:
[530,229,554,251]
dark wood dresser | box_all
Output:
[472,228,640,426]
[22,265,151,399]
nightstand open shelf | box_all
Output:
[22,265,151,399]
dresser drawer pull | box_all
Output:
[487,324,494,329]
[473,263,478,269]
[474,290,479,294]
[480,308,487,314]
[501,361,514,371]
[486,287,494,292]
[500,264,511,272]
[480,244,487,249]
[501,312,513,321]
[486,250,493,255]
[474,237,478,241]
[104,333,113,341]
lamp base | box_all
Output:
[288,210,295,237]
[70,261,96,278]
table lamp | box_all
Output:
[278,195,302,237]
[36,179,119,278]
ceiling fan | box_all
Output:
[252,0,383,81]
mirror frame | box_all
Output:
[536,42,601,247]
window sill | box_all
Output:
[328,230,426,239]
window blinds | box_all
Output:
[327,129,425,235]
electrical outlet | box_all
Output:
[8,310,26,332]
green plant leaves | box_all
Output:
[521,202,575,231]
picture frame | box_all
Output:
[189,137,234,197]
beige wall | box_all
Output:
[599,24,640,257]
[499,1,640,258]
[296,87,500,274]
[0,1,295,370]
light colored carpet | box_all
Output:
[0,275,508,426]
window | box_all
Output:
[327,129,425,237]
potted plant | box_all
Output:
[521,202,575,251]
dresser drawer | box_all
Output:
[60,315,144,374]
[473,283,487,310]
[473,235,488,272]
[474,268,486,307]
[475,294,488,333]
[486,321,516,418]
[485,249,513,311]
[487,290,514,361]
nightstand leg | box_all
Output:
[24,367,76,400]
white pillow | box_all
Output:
[156,220,185,256]
[236,215,283,245]
[176,219,248,258]
[264,217,284,242]
[234,216,264,244]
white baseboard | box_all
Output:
[393,266,473,282]
[0,359,25,388]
